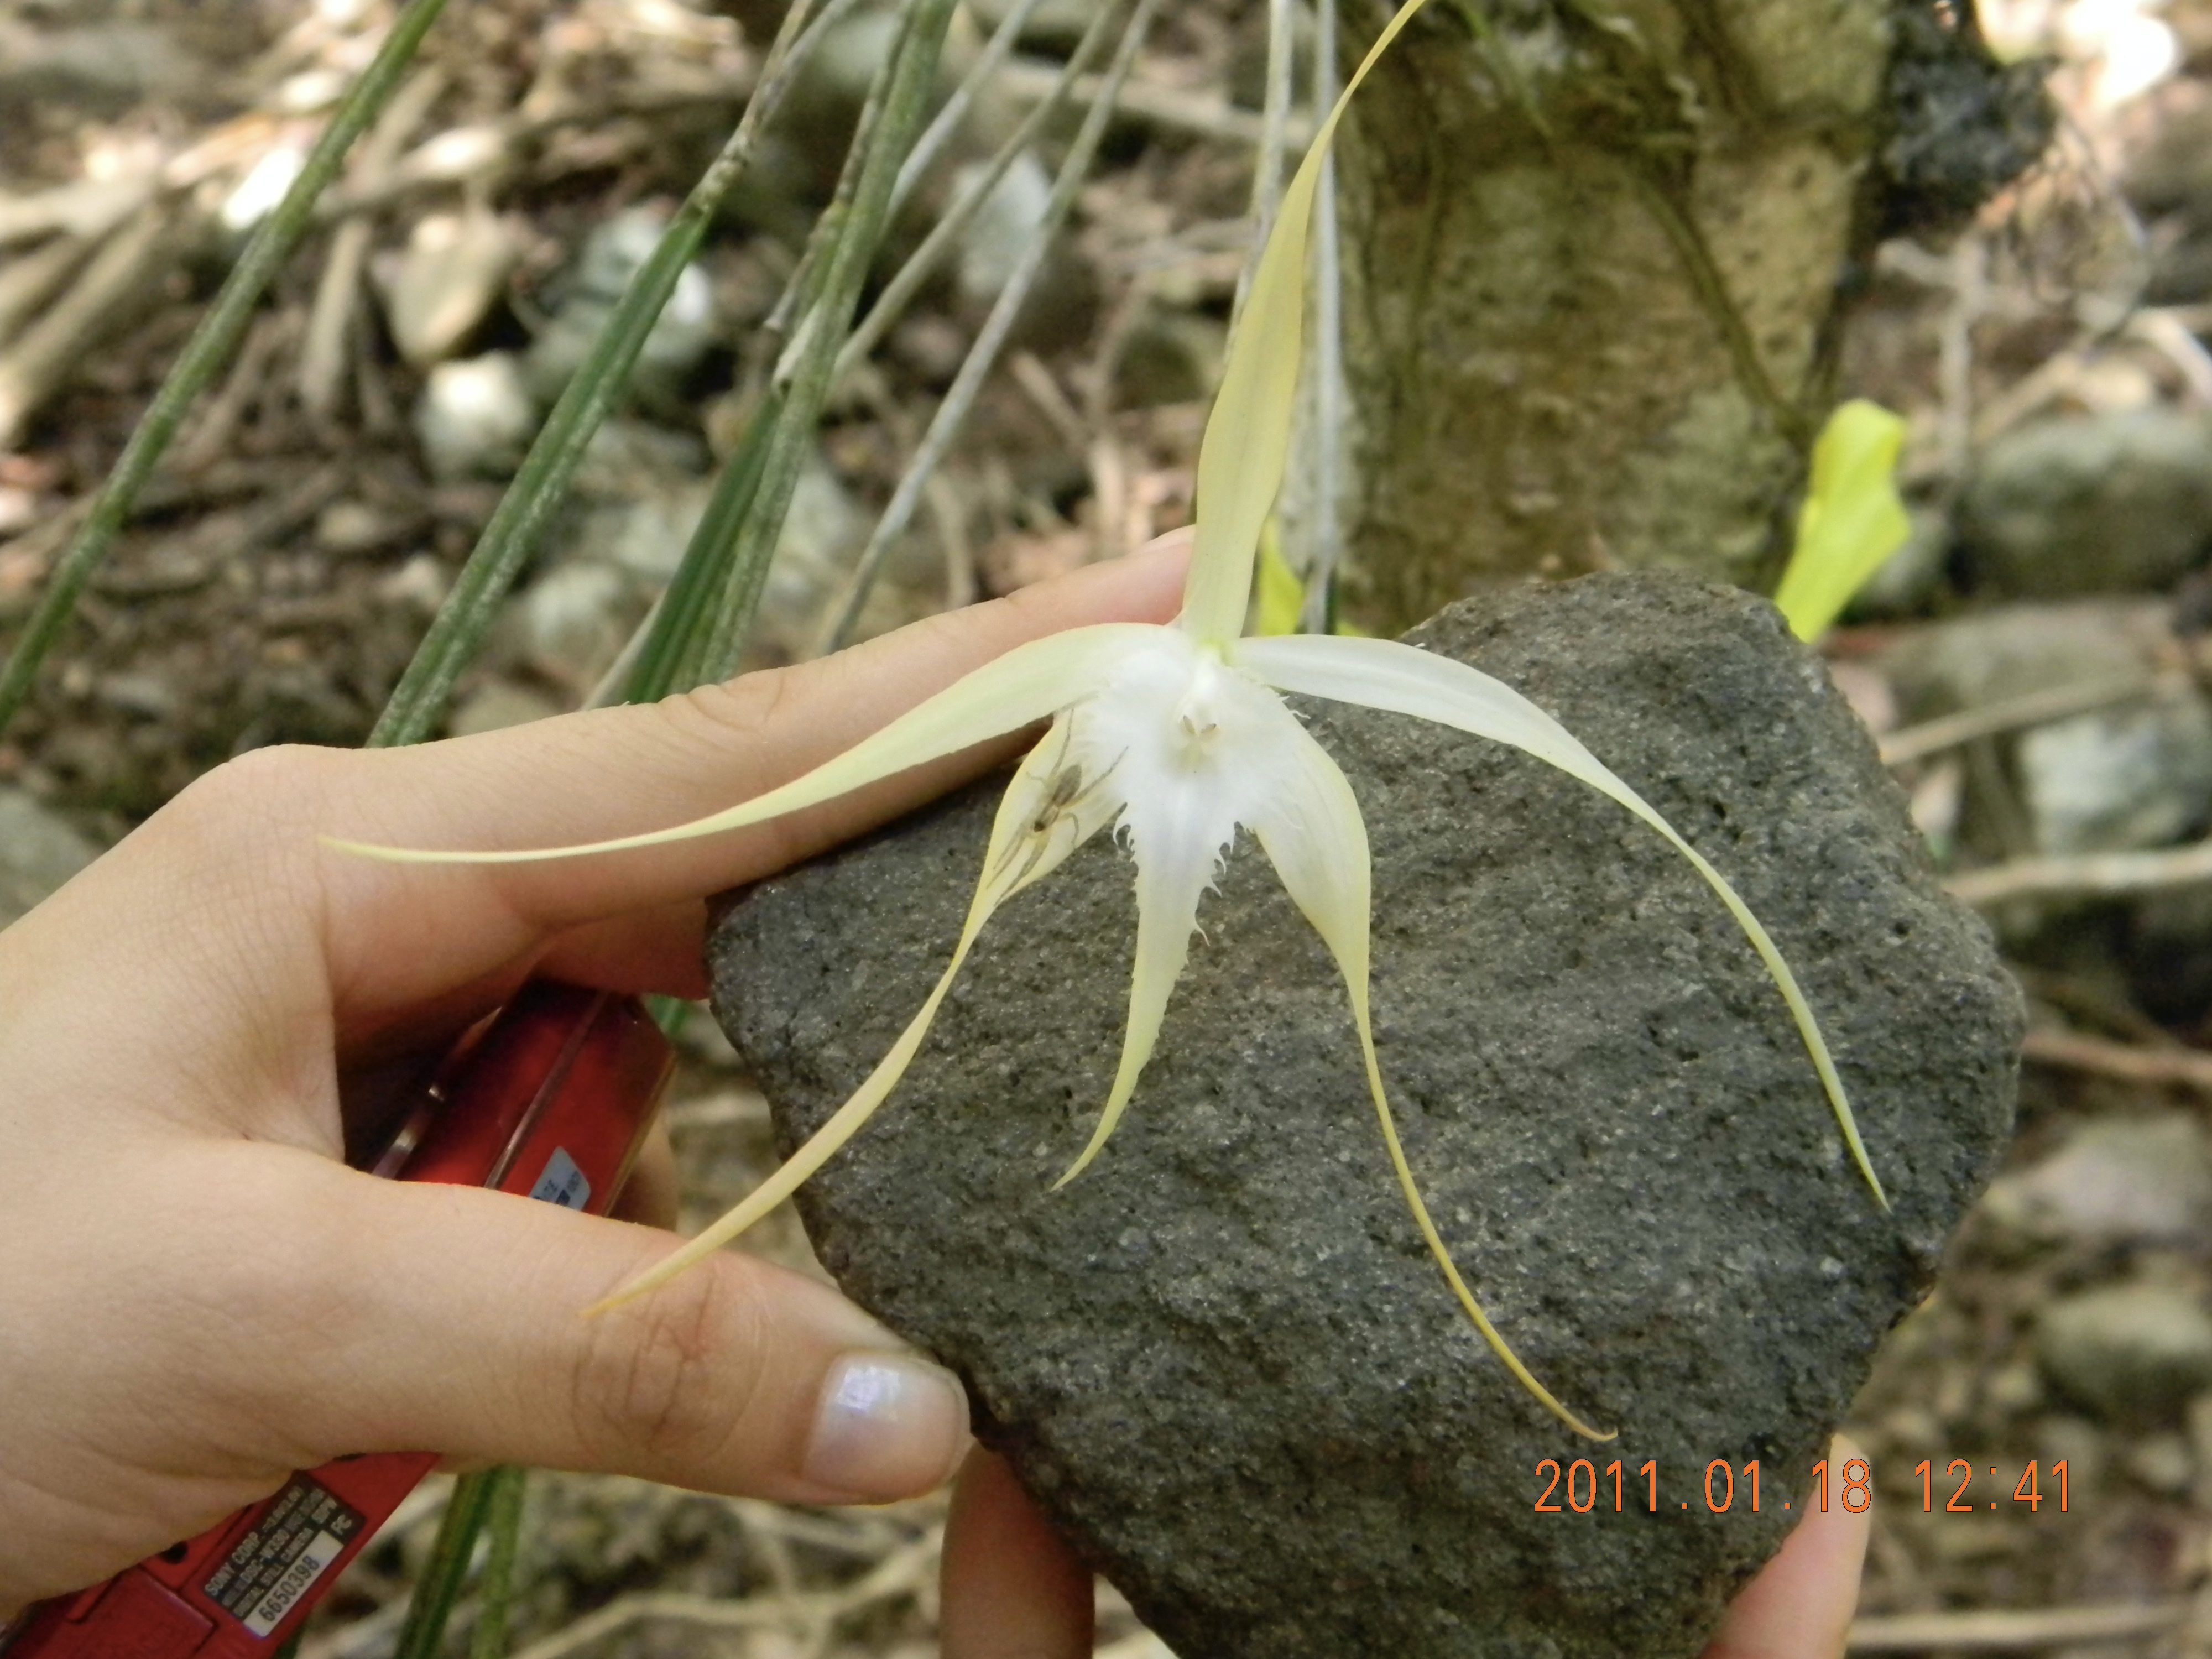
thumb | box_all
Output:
[269,1161,970,1505]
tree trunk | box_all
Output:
[1327,0,2044,633]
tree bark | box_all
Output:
[1326,0,2029,632]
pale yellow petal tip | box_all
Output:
[582,1260,681,1320]
[1049,1142,1105,1192]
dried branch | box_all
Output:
[1848,1600,2184,1652]
[995,55,1313,150]
[1949,837,2212,908]
[0,206,184,452]
[299,66,450,419]
[1878,671,2160,766]
[2020,1027,2212,1094]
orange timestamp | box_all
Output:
[1533,1455,2072,1515]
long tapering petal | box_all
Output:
[1052,784,1215,1187]
[1239,632,1888,1209]
[591,723,1112,1313]
[1178,0,1436,643]
[1246,719,1612,1440]
[332,623,1153,865]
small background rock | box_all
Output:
[1955,410,2212,599]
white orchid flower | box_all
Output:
[340,0,1884,1441]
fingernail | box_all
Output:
[805,1352,971,1498]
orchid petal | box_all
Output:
[1246,717,1612,1440]
[591,718,1113,1312]
[1238,632,1887,1210]
[332,623,1152,865]
[1178,0,1436,643]
[1051,768,1217,1187]
[1050,641,1251,1185]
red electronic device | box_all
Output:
[1,981,675,1659]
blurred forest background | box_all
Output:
[7,0,2212,1651]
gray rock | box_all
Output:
[414,352,536,481]
[383,206,517,368]
[516,561,644,692]
[0,787,99,930]
[448,680,563,739]
[1982,1116,2212,1248]
[2124,1432,2195,1495]
[1884,601,2212,858]
[525,209,716,404]
[1849,504,1951,618]
[2016,693,2212,854]
[709,573,2020,1659]
[952,152,1053,307]
[1957,410,2212,598]
[2038,1284,2212,1421]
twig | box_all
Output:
[0,173,159,248]
[172,310,299,474]
[2128,306,2212,407]
[1937,234,1985,479]
[1877,671,2160,766]
[0,233,99,351]
[833,0,1124,384]
[2020,1028,2212,1095]
[1008,351,1088,450]
[816,0,1164,654]
[0,206,183,452]
[300,66,450,420]
[505,1535,941,1659]
[1949,838,2212,908]
[994,56,1313,150]
[928,469,977,608]
[319,85,755,222]
[1847,1600,2184,1651]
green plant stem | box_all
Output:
[467,1465,529,1659]
[0,0,453,739]
[625,380,784,700]
[367,0,846,748]
[627,4,902,703]
[819,0,1160,654]
[695,0,963,686]
[393,1470,499,1659]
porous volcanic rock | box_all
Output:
[707,572,2021,1659]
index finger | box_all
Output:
[56,539,1184,1055]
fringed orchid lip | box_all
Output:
[332,0,1886,1443]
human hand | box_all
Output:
[937,1434,1872,1658]
[0,539,1187,1618]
